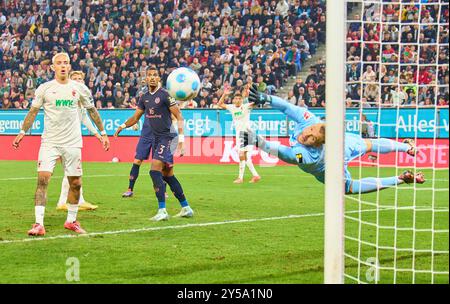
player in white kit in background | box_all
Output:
[219,85,261,184]
[56,70,100,211]
[12,53,110,236]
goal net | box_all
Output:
[325,0,449,284]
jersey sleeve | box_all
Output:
[166,94,177,108]
[31,83,45,108]
[225,104,233,111]
[77,82,95,109]
[137,96,145,111]
[270,95,318,126]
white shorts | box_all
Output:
[38,146,82,176]
[235,133,253,153]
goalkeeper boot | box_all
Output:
[399,170,426,184]
[403,139,417,156]
[414,171,426,184]
[79,202,98,211]
[28,223,46,236]
[151,209,169,222]
[174,206,194,218]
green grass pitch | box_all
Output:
[0,160,448,284]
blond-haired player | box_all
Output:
[56,70,100,211]
[218,85,261,184]
[12,53,110,236]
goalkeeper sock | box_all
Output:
[350,177,401,194]
[370,139,409,154]
[163,175,189,207]
[150,170,166,209]
[128,163,141,191]
[238,160,246,179]
[246,158,259,177]
[57,176,70,206]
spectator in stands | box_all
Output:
[1,95,11,109]
[3,0,442,111]
[284,45,301,78]
[256,75,267,93]
[362,65,377,82]
[292,77,306,99]
[438,96,449,107]
[346,97,356,108]
[360,114,375,138]
[287,90,297,105]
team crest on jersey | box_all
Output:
[155,97,161,104]
[296,153,303,163]
[72,90,76,97]
[303,112,311,120]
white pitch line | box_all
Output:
[0,208,412,245]
[0,213,323,245]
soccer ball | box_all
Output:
[166,67,201,101]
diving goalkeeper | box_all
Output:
[244,85,425,194]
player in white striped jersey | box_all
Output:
[12,53,110,236]
[218,85,260,184]
[56,71,100,211]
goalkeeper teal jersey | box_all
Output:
[288,108,325,183]
[269,96,326,182]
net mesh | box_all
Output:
[343,0,449,284]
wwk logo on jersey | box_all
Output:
[55,99,75,107]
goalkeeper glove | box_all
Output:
[241,129,266,149]
[248,84,272,106]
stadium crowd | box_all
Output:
[344,2,449,108]
[0,0,327,110]
[0,0,448,110]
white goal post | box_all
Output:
[324,0,449,284]
[324,0,347,284]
